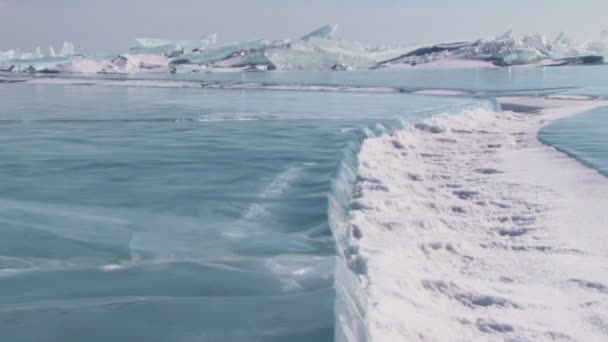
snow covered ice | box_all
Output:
[336,98,608,341]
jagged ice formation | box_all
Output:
[1,26,607,74]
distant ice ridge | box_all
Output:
[2,26,608,74]
[337,98,608,341]
[377,30,608,68]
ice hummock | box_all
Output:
[376,30,606,68]
[132,34,217,56]
[0,41,80,73]
[301,25,338,41]
[2,27,607,74]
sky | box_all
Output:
[1,0,607,54]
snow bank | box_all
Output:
[340,98,608,341]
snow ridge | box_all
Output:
[341,100,608,341]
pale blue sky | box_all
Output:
[1,0,607,53]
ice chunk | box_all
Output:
[554,32,573,47]
[550,32,578,57]
[171,39,268,65]
[100,54,169,73]
[136,34,216,49]
[3,57,70,73]
[375,41,480,68]
[59,42,76,57]
[0,48,45,63]
[307,37,366,55]
[584,30,608,53]
[129,44,180,56]
[200,34,218,47]
[229,53,275,68]
[497,50,541,66]
[301,25,338,41]
[0,49,18,62]
[374,29,569,68]
[497,29,513,41]
[331,63,353,71]
[135,34,217,55]
[127,54,169,69]
[0,26,603,74]
[0,48,41,61]
[266,38,374,70]
[521,34,549,56]
[367,45,426,63]
[265,35,379,70]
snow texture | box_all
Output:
[340,98,608,341]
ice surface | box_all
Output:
[172,39,269,66]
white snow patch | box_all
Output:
[342,98,608,341]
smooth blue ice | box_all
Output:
[0,82,490,342]
[539,106,608,177]
[2,66,608,341]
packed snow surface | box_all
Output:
[2,26,608,74]
[341,98,608,341]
